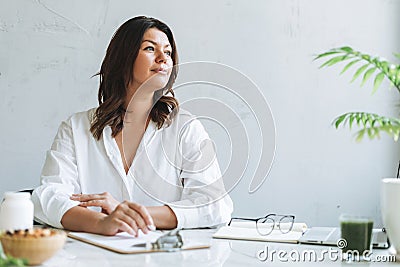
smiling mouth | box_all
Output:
[152,68,168,74]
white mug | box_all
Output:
[381,178,400,254]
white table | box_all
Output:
[42,229,398,267]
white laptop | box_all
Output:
[298,227,389,249]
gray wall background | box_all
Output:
[1,0,399,227]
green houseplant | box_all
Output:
[314,46,400,141]
[316,47,400,255]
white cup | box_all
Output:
[381,178,400,254]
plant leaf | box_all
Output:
[351,64,369,83]
[339,46,354,53]
[330,112,400,141]
[0,255,28,266]
[372,72,385,94]
[367,127,373,138]
[355,113,362,125]
[334,114,347,128]
[314,51,342,61]
[396,68,400,87]
[360,67,376,87]
[361,54,371,61]
[340,59,360,74]
[349,115,355,129]
[361,114,368,127]
[319,55,350,68]
[355,129,366,142]
[380,61,390,73]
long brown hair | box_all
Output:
[90,16,179,140]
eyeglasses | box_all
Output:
[228,213,295,236]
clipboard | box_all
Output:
[68,229,210,254]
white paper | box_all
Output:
[68,230,163,253]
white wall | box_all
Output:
[1,0,399,227]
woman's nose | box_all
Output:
[156,51,167,63]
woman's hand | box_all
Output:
[70,192,119,214]
[96,201,154,236]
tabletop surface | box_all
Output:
[41,229,398,267]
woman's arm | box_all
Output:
[166,117,234,228]
[147,205,177,229]
[61,201,157,236]
[32,119,81,228]
[61,206,107,233]
[70,193,177,230]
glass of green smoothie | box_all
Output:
[339,214,373,262]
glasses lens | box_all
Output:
[256,217,274,235]
[278,216,294,233]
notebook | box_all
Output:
[298,227,340,245]
[212,222,308,243]
[298,227,389,249]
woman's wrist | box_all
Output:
[61,206,107,234]
[147,205,177,229]
[93,212,108,234]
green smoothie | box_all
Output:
[340,218,373,254]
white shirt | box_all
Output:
[32,108,233,229]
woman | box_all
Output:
[32,16,233,236]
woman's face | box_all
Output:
[130,28,173,93]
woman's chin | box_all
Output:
[143,74,170,90]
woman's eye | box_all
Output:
[144,46,154,51]
[165,51,172,56]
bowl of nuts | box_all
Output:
[0,228,67,265]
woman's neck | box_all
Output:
[123,86,154,124]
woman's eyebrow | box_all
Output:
[142,39,171,48]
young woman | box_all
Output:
[32,16,233,236]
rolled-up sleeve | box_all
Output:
[168,119,234,228]
[32,119,80,228]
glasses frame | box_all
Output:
[228,213,296,236]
